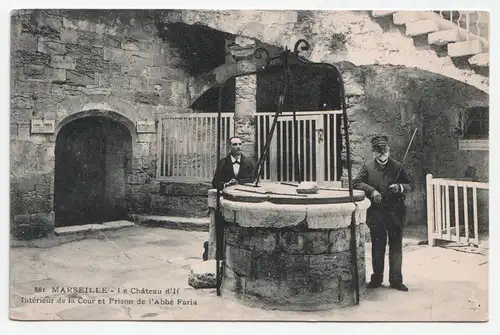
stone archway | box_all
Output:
[54,112,133,227]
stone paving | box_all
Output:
[9,226,488,321]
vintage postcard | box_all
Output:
[9,8,490,322]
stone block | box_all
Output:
[159,182,212,197]
[227,227,278,253]
[329,227,352,253]
[13,214,30,227]
[11,34,38,51]
[30,211,55,228]
[11,95,34,109]
[245,279,281,301]
[405,19,439,37]
[37,15,63,31]
[249,252,284,280]
[221,200,308,229]
[207,189,217,209]
[14,51,51,66]
[93,72,109,86]
[448,40,483,58]
[134,91,160,106]
[279,230,330,254]
[188,259,216,289]
[148,195,208,217]
[108,74,129,91]
[74,56,109,74]
[11,223,31,239]
[66,69,94,86]
[129,172,148,185]
[11,123,19,138]
[60,29,78,43]
[84,85,111,95]
[134,142,149,157]
[283,254,310,281]
[50,83,86,96]
[129,76,148,90]
[23,64,44,77]
[10,108,31,123]
[50,55,76,70]
[137,133,155,143]
[428,29,460,46]
[103,47,126,63]
[310,251,352,282]
[468,52,489,67]
[37,40,66,55]
[65,43,103,58]
[222,266,246,294]
[47,68,66,84]
[225,245,252,277]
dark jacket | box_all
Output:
[211,154,256,190]
[353,157,412,228]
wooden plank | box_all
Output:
[156,118,162,179]
[291,120,295,182]
[435,184,442,239]
[333,114,338,181]
[203,117,207,178]
[325,114,330,181]
[454,185,460,242]
[473,186,479,244]
[162,120,167,177]
[464,186,469,241]
[431,178,488,189]
[316,115,324,184]
[270,115,278,181]
[426,174,435,247]
[445,185,451,240]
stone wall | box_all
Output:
[223,223,366,310]
[342,64,489,226]
[167,10,489,93]
[10,9,200,238]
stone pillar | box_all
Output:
[228,37,257,161]
[207,189,218,259]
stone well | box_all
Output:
[219,182,371,311]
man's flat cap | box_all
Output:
[371,135,389,148]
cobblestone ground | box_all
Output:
[9,226,488,321]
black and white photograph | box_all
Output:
[7,6,491,324]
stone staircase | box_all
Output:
[372,10,489,69]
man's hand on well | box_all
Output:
[372,190,382,203]
[389,184,400,193]
[224,179,238,188]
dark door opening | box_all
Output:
[54,115,132,227]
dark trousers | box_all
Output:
[369,217,404,285]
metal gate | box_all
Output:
[256,110,342,185]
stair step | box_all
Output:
[406,19,440,37]
[428,28,461,45]
[372,11,397,17]
[393,11,426,25]
[448,40,483,57]
[133,215,209,231]
[468,53,489,67]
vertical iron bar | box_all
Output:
[215,84,223,296]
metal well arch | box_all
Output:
[213,39,359,303]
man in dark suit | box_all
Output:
[212,136,256,190]
[353,135,413,292]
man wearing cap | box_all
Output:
[212,136,256,190]
[353,135,413,292]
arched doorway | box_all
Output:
[54,115,132,227]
